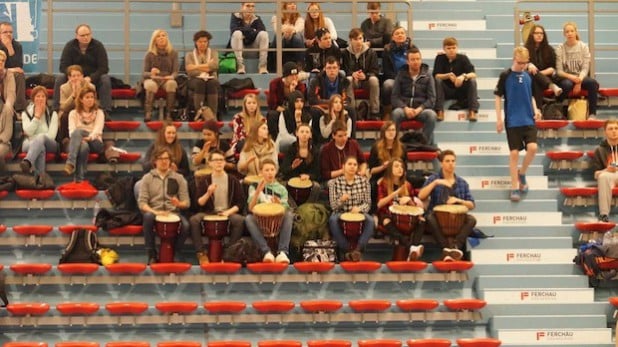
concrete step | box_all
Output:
[476,275,589,290]
[472,236,573,250]
[473,199,559,213]
[471,248,577,265]
[497,328,612,346]
[470,264,581,276]
[481,288,595,304]
[475,225,577,238]
[454,165,543,176]
[486,302,608,318]
[473,211,563,227]
[491,314,608,330]
[472,188,555,199]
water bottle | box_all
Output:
[92,200,101,225]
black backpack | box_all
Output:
[59,229,101,264]
[222,237,262,265]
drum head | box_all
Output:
[195,167,213,177]
[253,202,285,216]
[244,175,262,184]
[202,214,228,221]
[156,213,181,223]
[288,177,313,189]
[433,204,469,214]
[340,212,365,222]
[389,205,424,216]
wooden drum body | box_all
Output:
[155,214,181,263]
[340,212,365,251]
[287,177,313,206]
[433,204,469,237]
[389,205,424,235]
[201,215,229,262]
[253,203,285,251]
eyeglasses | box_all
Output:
[533,31,544,35]
[515,60,529,65]
[156,156,171,161]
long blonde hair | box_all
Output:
[147,29,174,55]
[324,94,348,124]
[281,2,300,25]
[241,93,265,137]
[243,123,274,153]
[376,121,404,163]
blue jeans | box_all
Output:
[246,210,293,254]
[67,129,104,181]
[143,212,190,255]
[391,107,438,145]
[557,76,599,115]
[328,212,374,251]
[23,135,57,174]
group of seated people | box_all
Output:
[129,116,476,266]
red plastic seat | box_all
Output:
[443,299,487,311]
[188,121,224,132]
[207,342,251,347]
[105,263,147,275]
[600,88,618,97]
[150,262,192,274]
[432,261,474,272]
[572,119,605,129]
[10,263,52,275]
[293,262,335,273]
[386,261,428,272]
[307,341,352,347]
[203,301,247,314]
[396,299,440,312]
[106,342,150,347]
[257,341,302,347]
[228,89,260,99]
[406,339,451,347]
[356,120,384,131]
[354,89,369,99]
[252,300,295,313]
[358,340,402,347]
[12,225,54,236]
[201,262,242,274]
[401,120,423,131]
[107,225,143,235]
[58,225,98,235]
[56,302,100,315]
[57,263,99,275]
[246,262,288,273]
[575,222,616,233]
[59,152,99,162]
[339,261,382,273]
[0,190,8,200]
[3,343,49,347]
[157,343,201,347]
[456,338,501,347]
[0,224,7,233]
[362,152,370,160]
[6,302,50,316]
[407,152,439,162]
[300,300,343,313]
[55,343,99,347]
[111,88,137,99]
[560,187,598,197]
[145,121,182,131]
[57,181,99,199]
[598,259,618,270]
[546,151,584,161]
[348,299,391,312]
[16,152,56,162]
[535,120,569,130]
[118,152,142,163]
[609,297,618,307]
[155,301,198,314]
[15,190,55,200]
[105,302,149,315]
[104,121,141,131]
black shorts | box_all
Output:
[506,125,537,151]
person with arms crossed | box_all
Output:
[0,22,26,113]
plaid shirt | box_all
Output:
[328,175,371,213]
[423,171,474,211]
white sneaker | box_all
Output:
[275,252,290,264]
[262,251,275,263]
[443,247,463,261]
[407,245,424,261]
[443,255,455,262]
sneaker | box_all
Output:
[551,84,563,97]
[196,251,209,266]
[64,163,75,176]
[237,64,246,74]
[442,247,463,261]
[262,251,275,263]
[599,214,610,223]
[510,189,521,202]
[443,255,455,262]
[407,245,424,261]
[518,172,529,193]
[20,159,31,173]
[275,252,290,264]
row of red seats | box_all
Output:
[4,298,486,316]
[4,338,503,347]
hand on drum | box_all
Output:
[350,206,361,213]
[398,196,412,205]
[446,196,462,205]
[299,173,310,181]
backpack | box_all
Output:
[59,229,101,264]
[291,203,331,256]
[542,101,566,120]
[222,237,262,265]
[219,52,237,74]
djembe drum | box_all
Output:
[433,204,469,244]
[287,177,313,206]
[201,215,229,262]
[340,212,365,251]
[253,203,285,252]
[243,175,262,185]
[389,205,424,261]
[154,214,181,263]
[195,167,212,178]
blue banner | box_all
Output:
[0,0,41,72]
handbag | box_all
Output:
[567,98,588,120]
[219,52,237,74]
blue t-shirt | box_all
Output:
[494,69,535,128]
